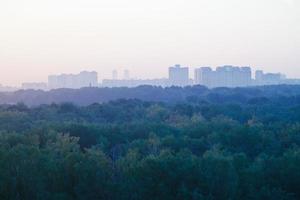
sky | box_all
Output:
[0,0,299,86]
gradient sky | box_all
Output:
[0,0,299,86]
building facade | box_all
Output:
[194,66,252,88]
[254,70,282,85]
[168,64,189,86]
[48,71,98,89]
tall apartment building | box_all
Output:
[48,71,98,89]
[194,67,214,87]
[168,64,189,86]
[240,67,252,86]
[254,70,282,85]
[194,66,252,88]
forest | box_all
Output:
[2,84,300,106]
[1,85,300,199]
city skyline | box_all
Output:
[0,64,295,87]
[0,64,296,91]
[1,0,299,86]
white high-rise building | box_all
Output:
[194,66,252,88]
[194,67,214,87]
[48,71,98,89]
[168,64,189,86]
[254,70,282,85]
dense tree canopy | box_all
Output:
[1,85,300,199]
[1,84,300,106]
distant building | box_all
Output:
[22,82,48,90]
[101,78,169,88]
[255,70,264,85]
[254,70,283,85]
[48,71,98,89]
[194,67,214,87]
[168,64,189,86]
[194,66,252,88]
[240,67,252,86]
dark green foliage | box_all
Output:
[1,85,300,199]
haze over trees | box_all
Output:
[0,85,300,199]
[2,85,300,106]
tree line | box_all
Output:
[1,84,300,106]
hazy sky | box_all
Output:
[0,0,299,86]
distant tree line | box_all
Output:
[1,84,300,106]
